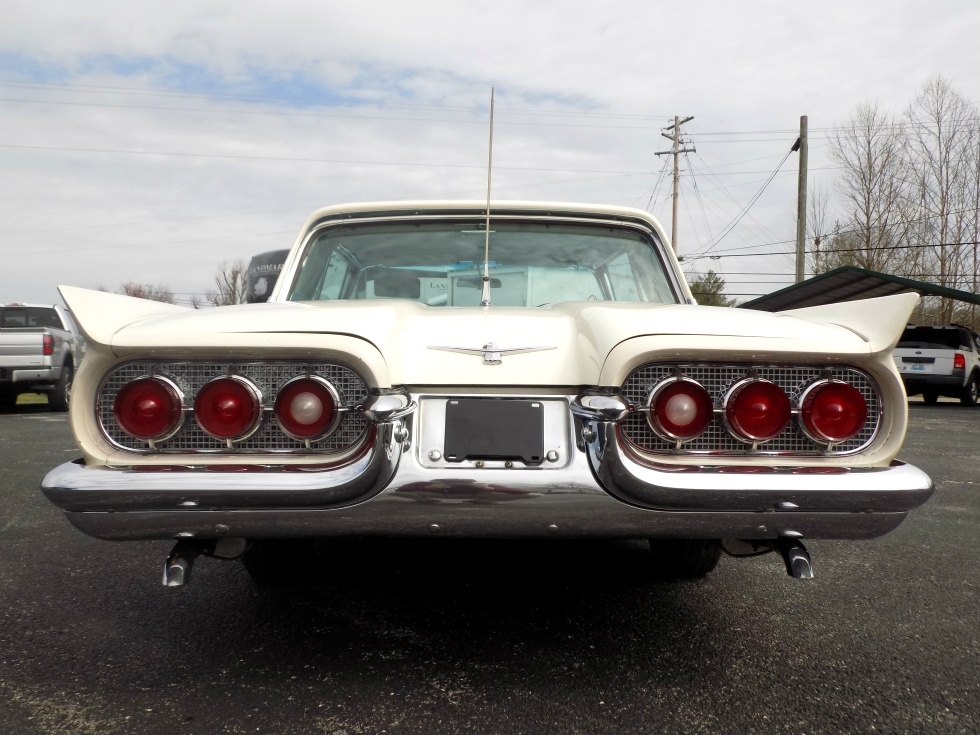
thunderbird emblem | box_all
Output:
[428,342,556,365]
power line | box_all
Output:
[0,143,665,174]
[2,78,971,135]
[687,153,788,248]
[2,230,296,257]
[0,140,841,176]
[0,95,706,131]
[693,239,980,260]
[684,205,980,261]
[687,144,797,258]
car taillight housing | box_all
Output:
[724,379,791,443]
[194,376,262,441]
[274,376,340,440]
[954,353,966,370]
[113,377,183,441]
[42,334,54,356]
[646,378,713,441]
[800,380,868,444]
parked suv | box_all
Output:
[894,325,980,405]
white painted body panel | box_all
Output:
[58,287,915,389]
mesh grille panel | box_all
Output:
[99,362,369,454]
[621,363,880,455]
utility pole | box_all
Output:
[794,115,808,283]
[656,115,695,252]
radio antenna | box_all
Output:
[481,86,495,307]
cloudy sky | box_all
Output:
[1,0,978,306]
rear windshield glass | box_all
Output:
[286,220,678,307]
[0,307,62,329]
[898,327,973,350]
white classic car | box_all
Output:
[42,201,933,585]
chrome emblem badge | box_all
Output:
[428,342,556,365]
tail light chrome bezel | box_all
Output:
[112,375,186,445]
[645,376,714,443]
[274,375,342,441]
[722,377,792,445]
[193,375,264,443]
[798,378,869,445]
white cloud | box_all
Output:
[1,0,978,304]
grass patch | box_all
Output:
[16,393,48,405]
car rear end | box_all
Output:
[40,202,935,587]
[0,304,68,409]
[894,325,980,404]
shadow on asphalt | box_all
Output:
[136,537,740,696]
[1,398,56,415]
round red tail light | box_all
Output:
[194,376,261,440]
[274,376,340,440]
[725,379,791,442]
[647,378,713,441]
[113,377,183,441]
[800,381,868,443]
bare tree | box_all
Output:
[805,183,835,275]
[968,126,980,329]
[823,101,916,275]
[206,259,249,306]
[118,282,175,303]
[905,77,980,322]
[819,78,980,326]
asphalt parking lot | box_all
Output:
[1,401,978,734]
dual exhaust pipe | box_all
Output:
[163,535,814,587]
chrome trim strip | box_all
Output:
[582,421,933,513]
[42,423,405,512]
[61,505,909,542]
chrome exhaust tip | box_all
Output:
[163,540,202,587]
[775,537,813,579]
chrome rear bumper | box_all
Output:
[42,415,933,542]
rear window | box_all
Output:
[0,307,63,329]
[898,327,973,351]
[287,219,678,307]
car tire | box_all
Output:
[240,539,317,585]
[648,538,722,579]
[49,364,73,412]
[960,375,979,407]
[922,390,939,404]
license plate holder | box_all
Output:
[444,399,545,464]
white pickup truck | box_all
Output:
[0,303,82,411]
[893,324,980,406]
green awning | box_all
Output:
[739,266,980,312]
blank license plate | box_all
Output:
[444,399,544,463]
